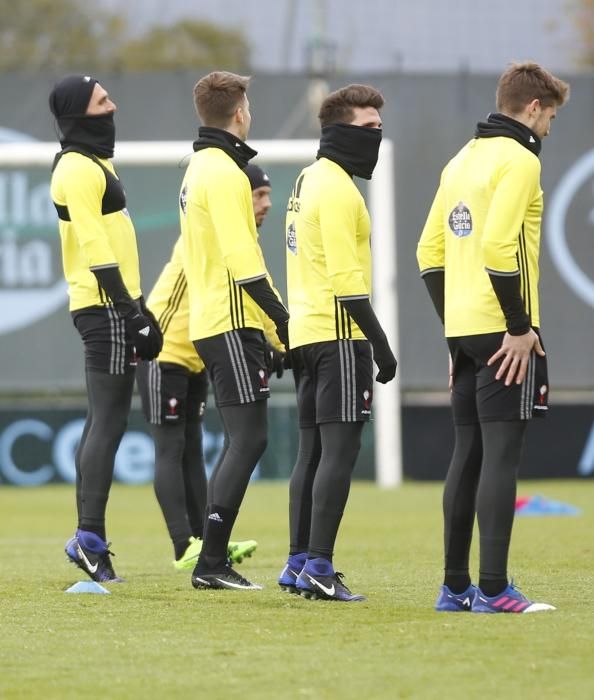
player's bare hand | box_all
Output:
[487,330,545,386]
[448,353,453,392]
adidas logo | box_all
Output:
[139,326,150,336]
[208,512,223,522]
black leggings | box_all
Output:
[443,420,527,586]
[75,369,135,537]
[152,418,207,547]
[289,422,364,561]
[208,401,268,509]
[197,401,268,569]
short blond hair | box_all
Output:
[193,71,250,127]
[496,62,569,114]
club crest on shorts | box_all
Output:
[361,389,372,415]
[165,397,180,421]
[448,202,473,237]
[258,368,270,393]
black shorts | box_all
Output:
[195,328,269,407]
[136,360,208,426]
[448,331,549,424]
[292,340,373,428]
[72,306,136,375]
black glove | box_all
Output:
[138,296,163,345]
[265,343,285,379]
[122,306,163,360]
[275,320,289,351]
[338,297,397,384]
[283,349,293,370]
[372,341,397,384]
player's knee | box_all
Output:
[234,428,267,462]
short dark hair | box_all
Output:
[193,71,250,127]
[496,62,570,114]
[318,84,384,127]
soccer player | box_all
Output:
[180,72,289,590]
[278,84,397,602]
[417,62,569,613]
[49,75,163,583]
[136,164,283,571]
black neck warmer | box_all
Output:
[475,112,541,157]
[57,113,116,159]
[193,126,257,169]
[317,123,382,180]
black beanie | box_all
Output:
[49,74,98,118]
[244,164,271,191]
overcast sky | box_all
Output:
[98,0,578,74]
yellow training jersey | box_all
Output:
[50,151,141,311]
[417,136,543,337]
[285,157,372,348]
[179,148,270,341]
[149,235,285,373]
[147,236,204,373]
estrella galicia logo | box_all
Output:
[448,202,473,237]
[287,220,297,255]
[179,185,187,215]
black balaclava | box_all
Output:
[317,122,382,180]
[475,112,541,157]
[49,74,115,158]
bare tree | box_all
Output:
[565,0,594,68]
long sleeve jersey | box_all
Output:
[285,157,372,348]
[147,236,284,373]
[417,136,543,337]
[50,151,141,310]
[179,148,274,342]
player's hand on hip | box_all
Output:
[487,330,545,386]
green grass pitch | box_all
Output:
[1,480,593,699]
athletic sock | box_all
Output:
[479,578,508,597]
[174,537,192,561]
[196,504,238,571]
[444,574,472,594]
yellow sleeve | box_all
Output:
[207,171,267,283]
[481,156,540,273]
[60,156,118,269]
[417,179,446,274]
[318,181,368,299]
[260,275,286,351]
